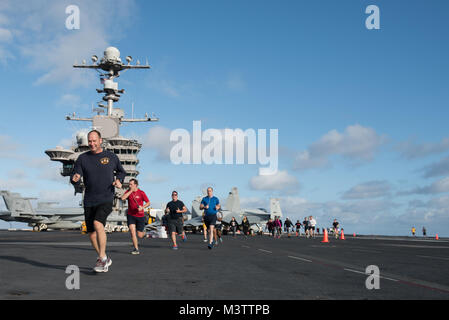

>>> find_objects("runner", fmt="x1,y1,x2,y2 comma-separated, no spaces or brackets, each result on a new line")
295,220,302,237
200,187,220,249
121,178,150,254
303,217,309,238
71,129,126,273
284,218,293,238
274,216,282,239
332,219,340,239
309,216,317,238
165,191,187,250
266,218,274,237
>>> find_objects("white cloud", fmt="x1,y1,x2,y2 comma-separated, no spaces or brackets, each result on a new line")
0,135,18,158
0,27,12,42
0,0,137,87
38,187,80,207
420,156,449,178
293,124,387,171
141,126,175,161
399,195,449,228
342,180,392,200
398,176,449,196
148,78,180,98
226,72,246,91
396,136,449,159
56,94,89,110
0,169,35,190
249,170,299,192
142,172,169,184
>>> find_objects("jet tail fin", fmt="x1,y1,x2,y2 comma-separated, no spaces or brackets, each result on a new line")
270,198,282,219
0,190,35,217
191,196,203,218
225,187,240,213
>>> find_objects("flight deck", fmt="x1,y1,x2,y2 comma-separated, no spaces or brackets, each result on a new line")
0,231,448,300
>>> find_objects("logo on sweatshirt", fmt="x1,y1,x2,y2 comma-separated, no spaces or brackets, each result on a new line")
100,157,110,165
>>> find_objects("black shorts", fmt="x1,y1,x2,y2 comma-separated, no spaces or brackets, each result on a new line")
168,217,184,234
127,215,146,232
84,202,113,233
203,214,217,228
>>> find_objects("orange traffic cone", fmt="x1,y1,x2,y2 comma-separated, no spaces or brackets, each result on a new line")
321,228,329,243
436,234,439,240
340,229,345,240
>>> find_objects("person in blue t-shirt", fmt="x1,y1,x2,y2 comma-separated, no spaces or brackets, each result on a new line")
200,187,221,249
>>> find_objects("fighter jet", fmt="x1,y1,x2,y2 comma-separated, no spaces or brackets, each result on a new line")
0,190,84,231
0,190,128,232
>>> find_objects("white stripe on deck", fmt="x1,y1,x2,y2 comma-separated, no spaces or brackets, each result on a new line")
344,268,398,282
287,256,312,263
416,255,449,261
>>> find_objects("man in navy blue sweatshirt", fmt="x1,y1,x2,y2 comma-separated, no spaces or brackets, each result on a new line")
71,130,126,273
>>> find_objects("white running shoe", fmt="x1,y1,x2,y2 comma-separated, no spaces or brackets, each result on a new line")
93,256,112,273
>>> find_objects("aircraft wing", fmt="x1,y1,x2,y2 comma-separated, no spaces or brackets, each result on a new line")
242,210,271,224
183,216,203,227
35,207,84,216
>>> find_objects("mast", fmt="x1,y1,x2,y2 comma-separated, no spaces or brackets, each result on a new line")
46,46,159,193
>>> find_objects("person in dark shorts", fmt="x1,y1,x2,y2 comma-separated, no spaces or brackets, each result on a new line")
165,191,187,250
303,217,309,238
266,218,274,237
230,217,239,237
295,220,302,237
200,187,220,249
241,216,250,237
121,178,150,255
332,219,340,239
274,216,282,239
71,130,126,273
284,218,293,238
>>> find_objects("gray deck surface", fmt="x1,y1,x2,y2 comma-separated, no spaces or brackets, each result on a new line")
0,231,448,300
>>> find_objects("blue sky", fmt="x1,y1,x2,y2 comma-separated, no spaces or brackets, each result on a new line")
1,0,449,236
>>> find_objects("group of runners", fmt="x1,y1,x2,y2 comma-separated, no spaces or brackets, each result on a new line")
71,130,345,273
71,129,227,272
265,216,342,239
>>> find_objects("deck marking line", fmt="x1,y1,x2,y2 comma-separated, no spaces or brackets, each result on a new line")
288,256,312,263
